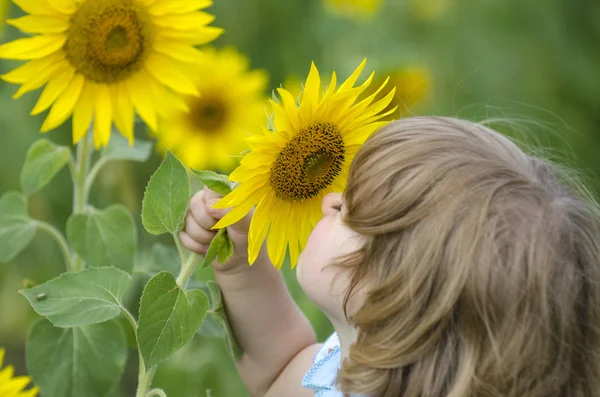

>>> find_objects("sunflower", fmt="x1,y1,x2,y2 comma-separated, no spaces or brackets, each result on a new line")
0,348,38,397
212,60,395,269
325,0,383,19
0,0,223,148
361,66,431,120
412,0,450,21
154,47,268,172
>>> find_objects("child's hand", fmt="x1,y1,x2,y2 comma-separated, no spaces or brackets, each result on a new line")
180,186,253,272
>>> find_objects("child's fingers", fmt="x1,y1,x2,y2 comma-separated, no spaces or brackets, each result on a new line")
189,192,220,230
180,231,208,255
184,211,216,245
204,185,223,205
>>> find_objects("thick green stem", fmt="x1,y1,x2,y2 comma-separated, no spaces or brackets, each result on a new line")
136,366,157,397
71,133,93,271
84,157,108,201
120,307,158,397
34,220,73,272
173,233,187,268
176,253,198,288
146,389,167,397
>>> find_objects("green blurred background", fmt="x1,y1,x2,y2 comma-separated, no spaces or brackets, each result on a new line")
1,0,599,396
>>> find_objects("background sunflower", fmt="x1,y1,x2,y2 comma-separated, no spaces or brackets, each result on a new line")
325,0,383,19
0,348,37,397
154,47,268,172
0,0,223,147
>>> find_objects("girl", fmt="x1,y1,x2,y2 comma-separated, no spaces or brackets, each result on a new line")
180,116,600,397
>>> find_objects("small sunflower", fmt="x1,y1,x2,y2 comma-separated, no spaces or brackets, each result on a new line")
155,47,268,172
361,66,431,120
0,0,223,148
412,0,450,21
325,0,383,19
212,60,395,269
0,348,38,397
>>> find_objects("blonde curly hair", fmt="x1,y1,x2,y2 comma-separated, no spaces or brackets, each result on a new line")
338,117,600,397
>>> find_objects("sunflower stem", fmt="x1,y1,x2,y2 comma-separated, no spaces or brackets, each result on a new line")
136,365,157,397
176,253,198,288
71,131,94,271
173,232,187,268
33,220,73,272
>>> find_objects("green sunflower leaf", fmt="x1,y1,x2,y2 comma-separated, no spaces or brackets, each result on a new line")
0,191,36,263
142,151,191,235
192,170,233,196
137,271,209,368
102,133,153,163
27,319,127,397
206,281,243,360
200,228,233,268
20,139,71,195
66,205,136,273
19,267,132,327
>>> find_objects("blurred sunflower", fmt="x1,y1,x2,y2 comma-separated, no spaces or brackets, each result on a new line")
0,0,223,148
213,60,396,269
412,0,450,21
362,66,431,120
0,348,38,397
325,0,383,19
155,47,268,172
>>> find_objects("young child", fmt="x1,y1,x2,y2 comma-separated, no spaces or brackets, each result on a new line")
180,116,600,397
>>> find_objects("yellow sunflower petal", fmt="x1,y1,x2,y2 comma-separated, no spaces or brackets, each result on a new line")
4,375,31,393
324,71,338,97
269,100,292,132
93,84,112,148
240,151,277,169
341,88,396,131
149,0,212,16
47,0,77,14
276,88,300,131
1,52,64,84
13,0,58,15
213,195,261,230
13,59,67,99
40,73,84,132
267,200,287,269
301,62,321,113
213,176,267,208
19,387,40,397
338,58,367,92
111,83,134,144
145,53,199,96
72,83,95,144
248,193,274,264
6,14,69,34
152,11,215,30
0,35,65,60
287,205,301,268
153,40,204,64
157,26,224,45
126,72,158,131
31,66,75,115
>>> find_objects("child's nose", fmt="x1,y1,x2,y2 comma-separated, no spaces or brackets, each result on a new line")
321,193,343,216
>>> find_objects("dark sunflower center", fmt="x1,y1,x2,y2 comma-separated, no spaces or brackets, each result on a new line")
270,122,345,201
188,97,228,132
63,0,152,83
